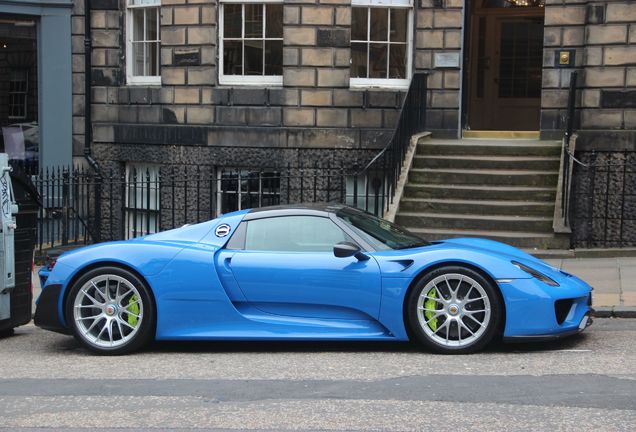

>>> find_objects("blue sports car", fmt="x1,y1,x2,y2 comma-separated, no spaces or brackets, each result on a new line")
35,204,593,355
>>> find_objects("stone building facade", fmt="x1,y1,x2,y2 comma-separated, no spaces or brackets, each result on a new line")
69,0,636,164
60,0,636,235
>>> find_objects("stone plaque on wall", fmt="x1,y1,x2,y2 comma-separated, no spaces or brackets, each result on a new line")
174,49,201,66
433,52,460,68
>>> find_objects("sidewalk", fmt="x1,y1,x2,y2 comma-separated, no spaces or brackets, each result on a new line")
543,256,636,317
31,256,636,318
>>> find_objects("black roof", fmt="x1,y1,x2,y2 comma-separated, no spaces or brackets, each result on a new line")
243,203,357,220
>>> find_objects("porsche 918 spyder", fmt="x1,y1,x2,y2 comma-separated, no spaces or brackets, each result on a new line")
34,204,593,355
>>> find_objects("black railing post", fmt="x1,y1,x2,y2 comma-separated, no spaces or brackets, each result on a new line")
565,70,578,144
93,171,102,243
561,70,579,230
61,168,69,246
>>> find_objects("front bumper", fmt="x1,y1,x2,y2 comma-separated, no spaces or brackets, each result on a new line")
34,284,70,335
498,275,593,339
503,312,592,343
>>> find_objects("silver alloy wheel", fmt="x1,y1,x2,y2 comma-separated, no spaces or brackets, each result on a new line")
416,273,491,348
72,274,144,349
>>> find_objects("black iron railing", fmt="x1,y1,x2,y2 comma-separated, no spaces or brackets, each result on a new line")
32,164,356,252
570,151,636,248
349,72,429,215
561,70,578,228
26,74,429,252
558,70,636,248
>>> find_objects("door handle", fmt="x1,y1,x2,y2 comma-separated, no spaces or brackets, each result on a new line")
224,257,232,270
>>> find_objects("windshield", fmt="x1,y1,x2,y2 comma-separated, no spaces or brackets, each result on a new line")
336,208,430,251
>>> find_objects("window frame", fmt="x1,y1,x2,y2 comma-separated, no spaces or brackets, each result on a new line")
124,163,161,239
126,0,162,86
218,0,284,86
349,0,414,90
8,68,28,120
216,167,281,215
243,215,350,253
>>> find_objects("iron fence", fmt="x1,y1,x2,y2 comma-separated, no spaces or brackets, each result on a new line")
31,163,382,252
561,70,578,228
27,72,428,253
570,151,636,248
352,72,428,216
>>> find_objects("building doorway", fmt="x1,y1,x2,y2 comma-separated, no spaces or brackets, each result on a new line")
466,0,545,132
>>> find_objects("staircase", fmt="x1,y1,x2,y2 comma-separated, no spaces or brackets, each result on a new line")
394,138,569,249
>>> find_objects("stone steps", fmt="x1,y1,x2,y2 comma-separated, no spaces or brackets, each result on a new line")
417,140,561,157
399,197,554,216
395,137,567,250
402,184,556,201
408,228,571,250
396,212,554,232
412,155,561,171
408,168,558,187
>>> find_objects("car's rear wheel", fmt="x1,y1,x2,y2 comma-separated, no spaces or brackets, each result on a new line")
407,266,502,354
65,266,155,355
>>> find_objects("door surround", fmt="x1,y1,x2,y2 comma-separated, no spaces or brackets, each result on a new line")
463,0,545,134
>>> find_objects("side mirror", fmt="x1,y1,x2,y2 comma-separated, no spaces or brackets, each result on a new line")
333,242,370,261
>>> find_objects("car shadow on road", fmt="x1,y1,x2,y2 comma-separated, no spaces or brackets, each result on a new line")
134,333,590,356
29,326,590,356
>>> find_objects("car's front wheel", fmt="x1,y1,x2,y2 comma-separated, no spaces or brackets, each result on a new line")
407,266,502,354
65,266,155,355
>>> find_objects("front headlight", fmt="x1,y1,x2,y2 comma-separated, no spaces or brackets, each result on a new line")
512,261,560,287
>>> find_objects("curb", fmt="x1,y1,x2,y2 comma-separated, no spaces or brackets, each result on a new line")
529,248,636,259
592,306,636,319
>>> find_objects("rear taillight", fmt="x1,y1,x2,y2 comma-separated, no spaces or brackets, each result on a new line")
47,258,57,271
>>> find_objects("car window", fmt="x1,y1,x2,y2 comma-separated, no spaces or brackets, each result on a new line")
244,216,348,252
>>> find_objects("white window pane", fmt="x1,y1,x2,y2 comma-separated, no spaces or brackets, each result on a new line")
132,9,144,42
369,43,388,78
132,42,145,75
146,8,159,41
351,43,368,78
244,4,264,38
370,8,388,41
265,4,283,38
389,44,407,78
244,40,264,75
224,4,242,38
352,0,411,6
351,7,368,41
129,0,160,6
221,2,284,80
264,40,283,75
390,8,407,42
147,42,159,76
223,40,243,75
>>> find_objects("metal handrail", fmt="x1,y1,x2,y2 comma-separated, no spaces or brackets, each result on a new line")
352,72,429,216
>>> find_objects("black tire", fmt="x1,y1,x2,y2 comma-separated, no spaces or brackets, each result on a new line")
0,328,15,338
407,265,502,354
65,266,155,355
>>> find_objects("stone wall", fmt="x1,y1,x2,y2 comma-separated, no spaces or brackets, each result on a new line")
415,0,462,138
542,0,636,144
72,0,424,170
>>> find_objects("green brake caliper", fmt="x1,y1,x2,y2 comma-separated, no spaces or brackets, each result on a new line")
424,288,438,331
126,295,140,327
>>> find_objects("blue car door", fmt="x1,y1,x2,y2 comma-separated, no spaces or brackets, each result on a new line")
226,215,382,320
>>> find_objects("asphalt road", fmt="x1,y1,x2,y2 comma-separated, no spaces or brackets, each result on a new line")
0,319,635,432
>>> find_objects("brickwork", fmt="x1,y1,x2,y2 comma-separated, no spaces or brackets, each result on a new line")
68,0,636,170
542,0,636,141
415,0,462,137
72,0,406,170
